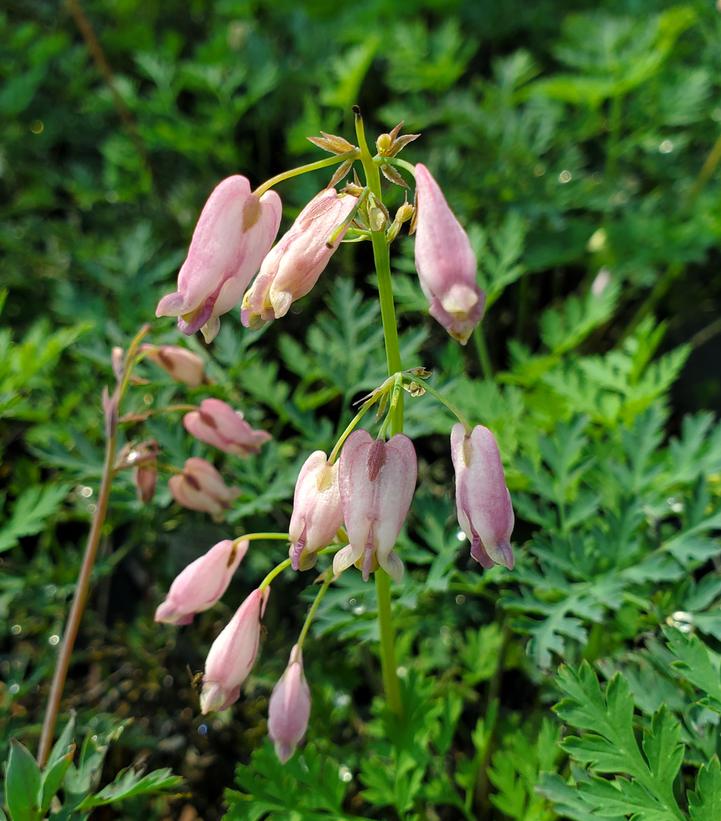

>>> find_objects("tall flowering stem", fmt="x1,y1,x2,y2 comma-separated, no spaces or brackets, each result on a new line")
37,324,150,766
354,106,403,716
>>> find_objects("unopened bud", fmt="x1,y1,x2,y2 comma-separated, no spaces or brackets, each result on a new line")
376,133,392,154
135,462,157,503
367,195,389,233
111,347,124,381
396,203,414,224
386,221,401,243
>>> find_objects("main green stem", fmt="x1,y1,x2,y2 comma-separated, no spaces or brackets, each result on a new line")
355,107,403,716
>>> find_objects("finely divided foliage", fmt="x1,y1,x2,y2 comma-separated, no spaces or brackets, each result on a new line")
3,1,721,818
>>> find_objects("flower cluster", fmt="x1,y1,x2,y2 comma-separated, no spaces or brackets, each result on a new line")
148,118,515,764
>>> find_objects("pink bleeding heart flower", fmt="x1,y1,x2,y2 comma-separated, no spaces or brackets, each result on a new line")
154,539,248,626
288,451,343,571
141,344,205,387
268,644,311,764
241,187,358,328
184,398,271,457
334,430,417,583
450,423,514,570
414,163,485,345
169,457,239,516
156,175,282,343
200,586,270,713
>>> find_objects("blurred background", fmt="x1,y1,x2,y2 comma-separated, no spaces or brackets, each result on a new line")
2,0,721,818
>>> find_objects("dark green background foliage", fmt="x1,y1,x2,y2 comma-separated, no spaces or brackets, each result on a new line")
2,0,721,818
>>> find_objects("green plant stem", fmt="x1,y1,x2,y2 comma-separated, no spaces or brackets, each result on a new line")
381,156,416,177
37,324,150,767
259,546,336,591
473,324,493,381
119,403,196,423
412,378,471,430
326,188,369,247
355,106,403,717
297,573,333,648
232,532,290,546
259,558,292,590
328,388,385,465
254,150,359,197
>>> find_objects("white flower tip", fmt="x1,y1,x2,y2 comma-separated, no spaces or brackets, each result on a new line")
379,550,405,584
200,315,221,343
274,740,295,764
270,289,293,319
200,682,227,714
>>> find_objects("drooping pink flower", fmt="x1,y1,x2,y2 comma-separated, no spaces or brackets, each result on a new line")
268,644,311,764
156,176,282,343
183,398,271,457
200,587,270,713
414,163,485,345
169,457,239,516
241,188,358,328
288,451,343,571
154,539,248,626
450,423,514,570
141,344,205,387
334,430,417,583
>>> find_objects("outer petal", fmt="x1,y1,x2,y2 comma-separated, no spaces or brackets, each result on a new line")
268,645,311,764
451,423,514,569
200,587,270,713
155,539,247,625
289,451,343,569
241,189,357,327
414,164,485,344
374,434,417,556
156,176,282,339
184,399,271,456
338,431,416,582
170,457,239,514
142,344,205,387
338,430,376,555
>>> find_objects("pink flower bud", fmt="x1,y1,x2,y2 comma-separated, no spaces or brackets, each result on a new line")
268,644,311,763
156,176,282,343
168,457,239,516
134,462,157,503
414,163,485,345
334,430,417,583
288,451,343,571
451,423,514,570
155,539,248,626
183,398,271,457
200,587,269,713
142,344,205,387
241,188,358,328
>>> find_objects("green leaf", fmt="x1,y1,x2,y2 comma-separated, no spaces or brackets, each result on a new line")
689,757,721,821
0,484,70,554
5,739,42,821
663,627,721,713
553,664,685,820
45,713,76,772
40,747,75,815
40,714,77,814
225,743,349,819
76,767,183,809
